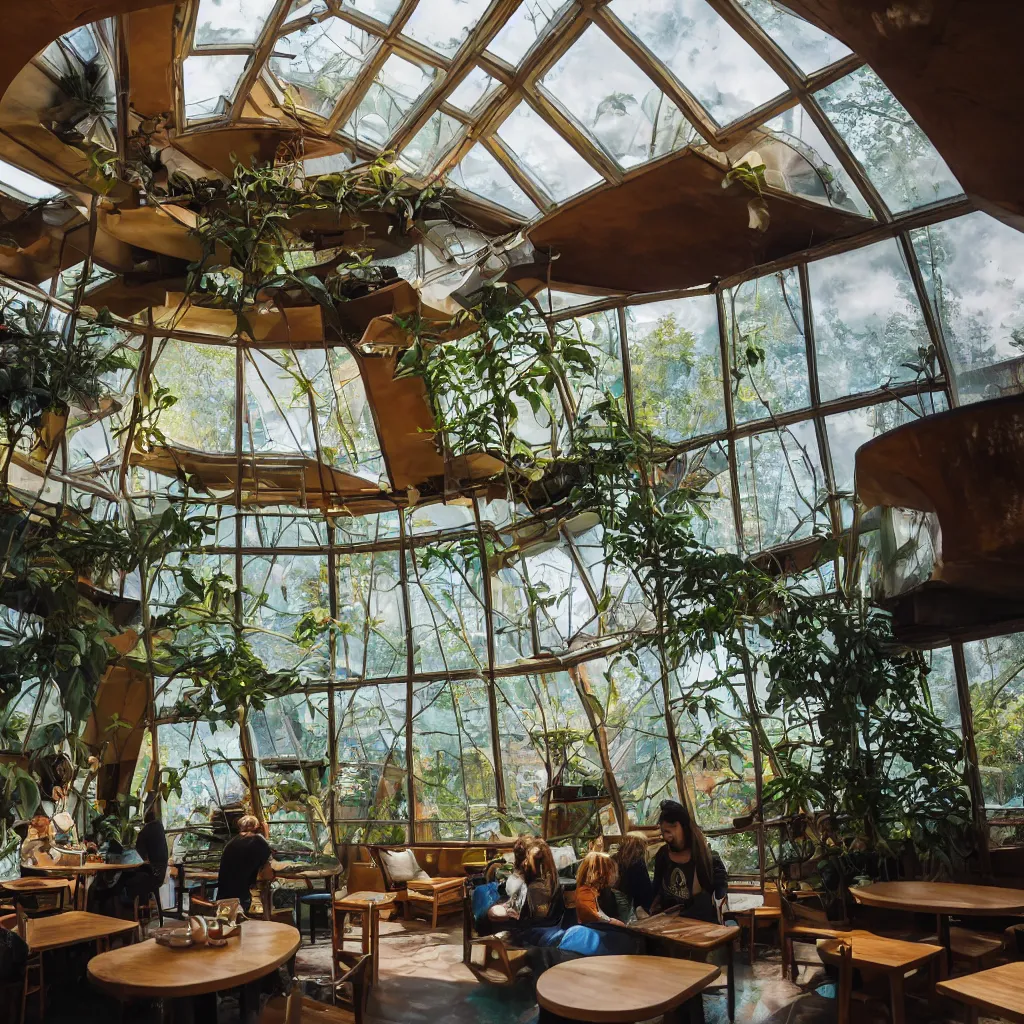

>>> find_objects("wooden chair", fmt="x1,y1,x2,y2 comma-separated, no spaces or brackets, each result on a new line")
0,912,37,1024
737,883,783,966
466,933,529,985
261,979,366,1024
13,909,43,1023
405,878,466,929
779,893,850,981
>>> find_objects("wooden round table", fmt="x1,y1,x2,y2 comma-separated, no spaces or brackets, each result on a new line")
88,920,300,1023
535,954,720,1023
24,862,140,909
852,882,1024,969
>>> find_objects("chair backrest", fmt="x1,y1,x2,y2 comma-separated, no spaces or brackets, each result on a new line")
836,938,853,1024
283,978,303,1024
763,882,781,909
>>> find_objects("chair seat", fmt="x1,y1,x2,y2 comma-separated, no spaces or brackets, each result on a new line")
406,877,464,893
300,892,334,904
818,930,944,974
923,926,1005,961
261,994,354,1024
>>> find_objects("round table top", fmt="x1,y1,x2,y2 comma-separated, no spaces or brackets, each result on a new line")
852,882,1024,916
0,877,72,892
88,921,300,999
27,862,136,874
535,955,720,1023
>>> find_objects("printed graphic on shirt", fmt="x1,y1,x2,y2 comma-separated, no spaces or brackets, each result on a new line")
664,864,691,902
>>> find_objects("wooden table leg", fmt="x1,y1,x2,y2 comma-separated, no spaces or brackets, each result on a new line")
938,914,952,972
727,940,735,1022
371,906,381,985
239,981,262,1024
889,972,906,1024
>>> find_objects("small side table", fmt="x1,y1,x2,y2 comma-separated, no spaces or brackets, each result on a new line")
736,906,782,965
333,891,396,985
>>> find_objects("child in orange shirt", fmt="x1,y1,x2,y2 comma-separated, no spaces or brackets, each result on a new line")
574,851,625,927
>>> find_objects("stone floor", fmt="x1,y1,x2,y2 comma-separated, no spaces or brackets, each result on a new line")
23,913,998,1024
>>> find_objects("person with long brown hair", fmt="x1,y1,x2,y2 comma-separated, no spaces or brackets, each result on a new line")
650,799,728,922
485,836,565,946
612,831,655,915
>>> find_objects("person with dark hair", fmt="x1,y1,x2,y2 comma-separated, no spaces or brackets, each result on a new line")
120,799,169,912
649,799,728,922
611,831,655,918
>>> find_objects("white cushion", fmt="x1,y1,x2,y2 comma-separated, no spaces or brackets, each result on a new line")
381,848,430,883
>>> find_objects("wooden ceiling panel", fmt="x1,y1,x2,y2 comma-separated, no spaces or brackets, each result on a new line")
528,151,869,293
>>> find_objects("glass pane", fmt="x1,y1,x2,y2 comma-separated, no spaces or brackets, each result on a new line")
540,25,696,170
659,440,737,552
398,111,463,176
448,143,540,218
736,0,851,74
761,105,871,216
250,692,330,764
911,212,1024,404
271,18,377,117
816,66,961,214
336,550,406,680
626,294,726,443
808,237,930,403
242,553,331,678
0,158,63,201
610,0,787,126
402,0,492,58
964,633,1024,815
340,0,402,23
183,54,249,120
725,268,810,423
736,420,827,551
194,0,277,45
153,340,236,451
487,0,561,66
335,683,408,844
496,102,603,203
344,54,439,146
446,66,499,113
412,678,497,840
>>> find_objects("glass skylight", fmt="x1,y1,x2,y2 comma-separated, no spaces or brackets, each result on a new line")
446,66,499,114
495,102,603,203
448,144,540,219
816,66,962,214
183,53,250,120
0,158,63,200
401,0,492,58
398,111,463,176
271,18,377,117
540,25,695,169
486,0,562,66
339,0,403,24
609,0,787,126
194,0,278,46
736,0,852,74
344,54,439,146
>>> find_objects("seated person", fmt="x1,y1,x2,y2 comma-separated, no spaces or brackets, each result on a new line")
485,837,564,947
120,799,169,910
649,799,727,922
612,832,654,920
216,815,273,914
20,813,56,867
574,852,625,927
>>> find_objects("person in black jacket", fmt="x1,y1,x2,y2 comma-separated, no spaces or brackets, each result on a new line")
216,815,274,913
610,831,655,918
649,799,727,923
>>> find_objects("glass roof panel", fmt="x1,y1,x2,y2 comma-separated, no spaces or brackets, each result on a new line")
540,24,696,169
270,18,378,117
807,237,930,402
397,111,463,176
495,102,603,203
736,0,852,74
343,54,439,147
446,66,499,114
609,0,787,126
763,105,871,216
625,294,726,442
339,0,403,24
0,157,63,200
183,53,250,121
283,0,328,28
402,0,492,58
911,212,1024,404
194,0,278,46
448,144,540,218
816,66,962,214
486,0,562,67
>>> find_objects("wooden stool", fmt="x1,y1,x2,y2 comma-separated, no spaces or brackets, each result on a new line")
819,930,945,1024
737,906,782,965
332,892,395,986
